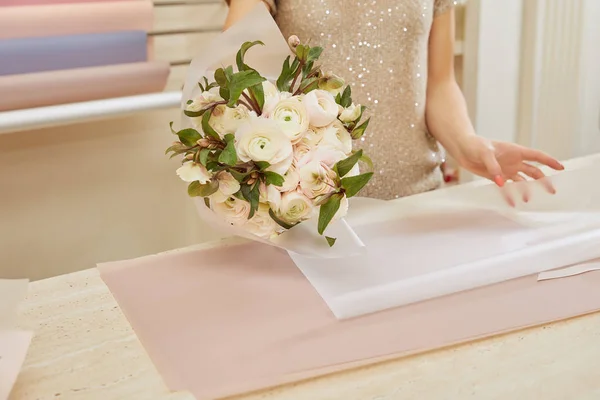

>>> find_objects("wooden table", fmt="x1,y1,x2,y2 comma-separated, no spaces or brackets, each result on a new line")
11,240,600,400
12,154,600,399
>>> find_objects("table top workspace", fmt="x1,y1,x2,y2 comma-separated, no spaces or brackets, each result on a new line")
11,154,600,400
10,239,600,400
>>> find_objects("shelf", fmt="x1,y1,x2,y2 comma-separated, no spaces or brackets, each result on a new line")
0,91,182,135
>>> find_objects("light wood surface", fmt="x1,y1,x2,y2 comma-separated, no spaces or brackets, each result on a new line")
11,243,600,400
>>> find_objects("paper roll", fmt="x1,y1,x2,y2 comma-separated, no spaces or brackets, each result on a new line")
0,31,148,76
0,62,170,111
0,1,153,39
0,0,125,5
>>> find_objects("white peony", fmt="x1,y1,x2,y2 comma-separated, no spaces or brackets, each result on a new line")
319,120,353,155
270,97,309,144
176,162,212,184
212,196,250,226
277,165,301,193
303,90,339,127
278,191,314,224
210,172,241,203
259,182,282,211
235,118,294,175
299,160,338,200
243,203,280,238
339,103,362,123
210,105,255,138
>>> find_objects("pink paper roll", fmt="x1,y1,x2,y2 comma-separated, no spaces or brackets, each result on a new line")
0,1,153,39
0,0,124,5
99,243,600,400
0,62,169,111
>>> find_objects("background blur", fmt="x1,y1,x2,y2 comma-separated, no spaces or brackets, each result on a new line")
1,0,599,280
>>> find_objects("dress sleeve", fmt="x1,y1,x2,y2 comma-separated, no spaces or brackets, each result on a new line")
223,0,277,15
434,0,457,17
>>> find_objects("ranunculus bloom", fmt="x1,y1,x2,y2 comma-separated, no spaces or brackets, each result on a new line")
176,162,212,184
339,103,362,123
243,203,280,238
270,97,309,144
303,90,338,127
210,172,241,203
319,120,352,155
235,118,294,175
278,190,314,224
212,197,250,226
299,160,338,201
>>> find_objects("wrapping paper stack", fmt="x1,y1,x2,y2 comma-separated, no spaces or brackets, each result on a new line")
0,0,169,111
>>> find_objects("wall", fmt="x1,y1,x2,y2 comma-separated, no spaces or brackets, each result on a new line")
0,1,228,280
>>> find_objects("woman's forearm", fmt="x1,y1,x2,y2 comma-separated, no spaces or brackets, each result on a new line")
425,79,476,162
223,0,266,30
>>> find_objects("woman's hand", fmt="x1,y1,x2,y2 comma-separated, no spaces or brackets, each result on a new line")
454,135,564,202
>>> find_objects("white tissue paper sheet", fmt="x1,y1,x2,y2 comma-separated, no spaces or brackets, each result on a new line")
290,159,600,319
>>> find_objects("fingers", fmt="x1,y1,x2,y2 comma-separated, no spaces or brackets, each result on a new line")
481,146,505,187
510,174,530,203
521,148,564,170
520,162,556,194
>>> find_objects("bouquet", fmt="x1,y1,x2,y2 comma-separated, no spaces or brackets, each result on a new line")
167,35,373,247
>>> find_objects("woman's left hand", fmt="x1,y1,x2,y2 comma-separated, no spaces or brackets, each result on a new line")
454,135,564,197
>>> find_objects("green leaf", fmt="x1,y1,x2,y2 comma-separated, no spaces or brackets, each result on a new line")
318,193,342,235
302,61,314,79
227,70,266,107
187,180,219,197
201,110,221,140
307,46,324,62
236,40,264,71
169,121,177,135
198,148,211,166
218,134,237,166
230,169,250,182
295,44,308,61
359,153,374,172
351,117,370,140
224,65,234,80
232,190,245,201
334,149,363,178
276,56,300,92
241,183,260,219
198,81,205,92
341,172,373,198
299,77,319,94
268,208,297,230
340,86,352,108
204,197,211,208
177,128,202,147
184,108,205,118
165,142,187,155
263,171,285,186
249,83,265,111
325,236,337,247
219,87,230,102
254,161,270,170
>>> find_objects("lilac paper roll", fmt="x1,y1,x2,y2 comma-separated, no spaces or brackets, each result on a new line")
0,31,148,76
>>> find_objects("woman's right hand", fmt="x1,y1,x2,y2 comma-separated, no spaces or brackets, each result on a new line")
224,0,269,30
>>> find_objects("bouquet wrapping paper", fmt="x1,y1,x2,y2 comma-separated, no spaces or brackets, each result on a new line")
0,61,169,111
0,1,153,39
0,31,148,76
0,0,126,5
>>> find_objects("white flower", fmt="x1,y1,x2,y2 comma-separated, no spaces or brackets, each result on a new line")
339,103,362,123
212,197,250,226
277,165,301,192
270,97,309,144
176,162,212,184
318,72,345,95
235,118,294,175
320,120,352,155
259,182,282,211
263,90,292,116
262,80,279,100
299,160,338,200
301,127,325,148
294,142,313,167
243,203,280,238
185,89,223,127
303,90,339,127
278,191,314,224
210,172,241,203
310,147,347,168
210,105,255,138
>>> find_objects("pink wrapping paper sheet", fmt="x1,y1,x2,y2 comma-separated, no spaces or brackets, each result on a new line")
0,0,126,5
0,61,169,111
99,243,600,400
0,1,153,39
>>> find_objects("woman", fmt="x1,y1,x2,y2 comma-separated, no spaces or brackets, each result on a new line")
224,0,563,201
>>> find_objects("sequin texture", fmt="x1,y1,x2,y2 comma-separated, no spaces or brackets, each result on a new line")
274,0,456,199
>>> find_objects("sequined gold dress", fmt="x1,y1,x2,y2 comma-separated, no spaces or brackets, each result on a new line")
272,0,456,199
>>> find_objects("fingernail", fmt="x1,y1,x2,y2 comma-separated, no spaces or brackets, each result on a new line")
494,176,505,187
